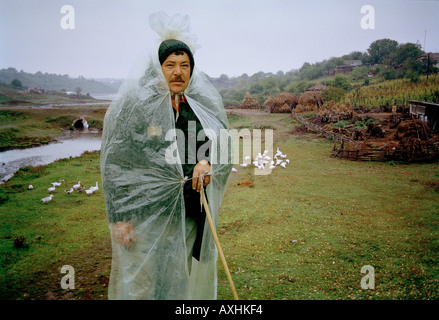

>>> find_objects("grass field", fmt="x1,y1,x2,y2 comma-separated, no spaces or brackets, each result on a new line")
0,109,438,300
0,106,107,150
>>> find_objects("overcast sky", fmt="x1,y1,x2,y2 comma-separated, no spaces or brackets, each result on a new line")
1,0,438,79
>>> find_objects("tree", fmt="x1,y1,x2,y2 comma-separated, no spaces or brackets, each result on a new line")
322,86,346,103
219,74,229,81
367,39,398,64
75,87,82,96
352,66,369,80
380,68,397,80
400,57,423,78
390,43,424,65
11,79,22,88
331,75,352,91
249,83,263,94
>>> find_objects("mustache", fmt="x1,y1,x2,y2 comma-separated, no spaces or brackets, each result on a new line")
171,76,185,82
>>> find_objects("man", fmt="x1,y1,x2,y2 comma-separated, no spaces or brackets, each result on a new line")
100,12,232,300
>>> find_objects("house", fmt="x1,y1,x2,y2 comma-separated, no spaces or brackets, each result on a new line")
326,65,354,76
409,100,439,130
28,87,45,94
417,53,439,68
344,60,363,66
307,83,327,92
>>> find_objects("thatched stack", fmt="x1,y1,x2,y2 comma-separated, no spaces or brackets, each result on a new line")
263,92,299,113
271,92,299,113
395,119,430,140
241,92,260,109
262,96,275,112
295,91,324,113
396,136,424,154
278,103,291,113
318,101,353,116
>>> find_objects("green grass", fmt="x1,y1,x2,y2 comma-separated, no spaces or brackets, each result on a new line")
0,107,107,150
0,110,438,300
0,151,110,300
220,111,439,300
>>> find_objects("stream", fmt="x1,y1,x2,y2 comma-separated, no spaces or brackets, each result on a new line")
0,133,102,184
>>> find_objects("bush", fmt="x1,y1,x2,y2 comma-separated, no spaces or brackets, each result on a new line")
11,79,23,88
380,68,397,80
322,86,346,103
331,75,352,91
45,115,75,128
88,119,103,130
333,120,348,128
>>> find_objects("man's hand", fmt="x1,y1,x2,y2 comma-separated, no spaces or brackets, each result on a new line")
192,160,211,192
112,221,136,248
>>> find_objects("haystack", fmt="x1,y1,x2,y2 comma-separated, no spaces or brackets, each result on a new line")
270,92,299,113
277,103,290,113
241,92,260,109
395,119,431,140
318,101,354,117
262,96,275,112
295,91,324,113
396,136,424,154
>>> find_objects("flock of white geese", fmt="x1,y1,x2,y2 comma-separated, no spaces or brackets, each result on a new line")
231,147,290,172
32,180,99,204
34,147,288,203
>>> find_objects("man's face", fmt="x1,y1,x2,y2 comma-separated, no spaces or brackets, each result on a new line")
161,52,191,94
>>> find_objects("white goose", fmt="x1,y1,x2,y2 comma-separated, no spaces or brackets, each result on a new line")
73,181,81,190
275,147,283,157
41,195,54,204
90,182,99,192
51,182,62,187
48,186,56,193
65,187,74,194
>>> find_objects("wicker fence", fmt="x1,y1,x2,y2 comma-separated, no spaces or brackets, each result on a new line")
331,143,439,163
291,111,439,163
291,112,363,146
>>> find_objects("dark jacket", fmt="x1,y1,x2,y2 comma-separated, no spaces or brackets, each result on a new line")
173,99,211,260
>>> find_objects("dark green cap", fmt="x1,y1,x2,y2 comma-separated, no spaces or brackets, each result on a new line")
158,39,194,75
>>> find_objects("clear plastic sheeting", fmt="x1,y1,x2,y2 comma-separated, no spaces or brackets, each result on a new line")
100,12,232,300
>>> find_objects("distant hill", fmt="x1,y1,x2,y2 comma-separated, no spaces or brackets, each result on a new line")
0,68,120,94
92,78,124,91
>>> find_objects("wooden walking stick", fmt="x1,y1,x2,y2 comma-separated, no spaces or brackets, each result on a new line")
200,187,239,300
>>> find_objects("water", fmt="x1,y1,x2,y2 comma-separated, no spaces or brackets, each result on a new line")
91,93,117,100
0,135,102,183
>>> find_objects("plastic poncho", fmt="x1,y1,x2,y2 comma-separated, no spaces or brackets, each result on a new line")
100,12,232,300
